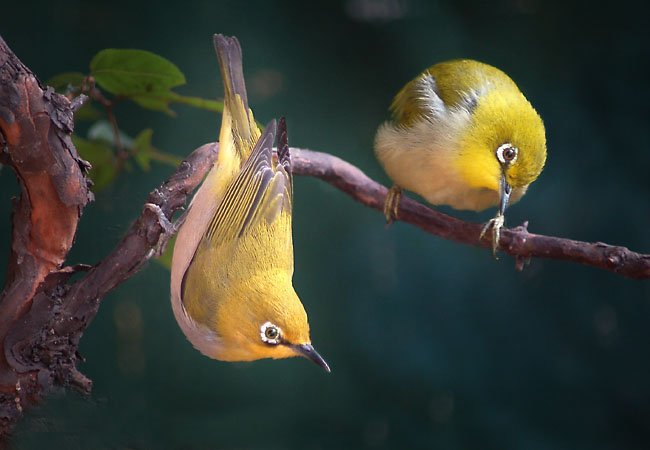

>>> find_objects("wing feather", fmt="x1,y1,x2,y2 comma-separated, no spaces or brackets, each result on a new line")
204,118,292,245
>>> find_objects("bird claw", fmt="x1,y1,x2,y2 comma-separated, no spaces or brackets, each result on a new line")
143,203,181,259
480,214,505,259
383,185,402,226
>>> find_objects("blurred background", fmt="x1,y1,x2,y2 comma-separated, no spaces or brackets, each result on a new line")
1,0,649,448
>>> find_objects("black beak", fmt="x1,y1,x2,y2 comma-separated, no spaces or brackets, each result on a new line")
291,343,331,373
498,173,512,216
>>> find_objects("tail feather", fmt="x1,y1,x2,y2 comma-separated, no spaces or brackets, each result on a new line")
213,34,260,160
213,34,249,114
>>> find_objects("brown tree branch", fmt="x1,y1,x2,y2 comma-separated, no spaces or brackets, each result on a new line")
290,148,650,280
0,33,91,439
0,128,218,436
0,33,221,439
1,30,649,443
79,77,128,167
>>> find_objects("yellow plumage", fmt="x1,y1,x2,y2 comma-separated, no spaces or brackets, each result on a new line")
170,35,328,371
375,59,547,253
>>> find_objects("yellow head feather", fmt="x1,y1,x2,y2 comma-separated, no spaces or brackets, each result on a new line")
389,59,546,193
178,119,327,370
171,36,328,371
456,87,546,191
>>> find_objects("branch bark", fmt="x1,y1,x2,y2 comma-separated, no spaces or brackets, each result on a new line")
0,33,220,440
0,34,92,439
1,31,649,444
291,148,650,280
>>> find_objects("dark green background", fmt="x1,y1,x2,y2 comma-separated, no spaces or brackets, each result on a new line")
2,1,649,448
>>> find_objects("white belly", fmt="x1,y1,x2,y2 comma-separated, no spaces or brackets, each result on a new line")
374,120,526,212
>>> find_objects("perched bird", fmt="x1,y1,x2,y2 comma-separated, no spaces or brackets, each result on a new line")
170,35,329,372
374,60,547,255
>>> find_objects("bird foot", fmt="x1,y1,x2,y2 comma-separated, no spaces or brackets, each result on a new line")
143,203,182,259
383,185,402,226
480,214,505,259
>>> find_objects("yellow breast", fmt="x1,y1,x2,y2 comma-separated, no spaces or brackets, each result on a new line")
374,59,546,212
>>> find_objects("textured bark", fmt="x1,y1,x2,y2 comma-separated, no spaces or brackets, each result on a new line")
291,148,650,280
1,31,649,444
0,31,219,441
0,34,92,438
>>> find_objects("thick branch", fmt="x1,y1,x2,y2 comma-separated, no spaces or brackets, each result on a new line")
290,148,650,280
0,33,93,439
54,142,219,336
0,31,648,443
0,34,221,438
0,36,91,344
0,141,218,437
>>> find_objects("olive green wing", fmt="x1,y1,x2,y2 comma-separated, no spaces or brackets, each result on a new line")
213,34,261,160
204,117,292,245
390,69,449,126
179,119,291,306
392,60,507,126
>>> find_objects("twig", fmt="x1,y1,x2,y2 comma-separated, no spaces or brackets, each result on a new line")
0,34,220,438
80,76,128,167
1,30,649,442
290,148,650,280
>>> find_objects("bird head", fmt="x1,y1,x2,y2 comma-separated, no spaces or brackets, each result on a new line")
454,86,547,215
210,275,330,372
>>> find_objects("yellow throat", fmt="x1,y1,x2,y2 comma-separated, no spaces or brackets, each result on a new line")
375,59,547,213
169,35,329,371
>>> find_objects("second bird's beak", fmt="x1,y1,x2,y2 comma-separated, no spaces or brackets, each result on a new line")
291,343,331,373
498,173,512,216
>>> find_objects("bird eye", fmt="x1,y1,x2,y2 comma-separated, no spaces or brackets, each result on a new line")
260,322,282,345
266,327,278,339
496,143,518,165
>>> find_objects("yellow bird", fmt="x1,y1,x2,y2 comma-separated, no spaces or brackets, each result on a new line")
374,60,547,255
170,35,329,371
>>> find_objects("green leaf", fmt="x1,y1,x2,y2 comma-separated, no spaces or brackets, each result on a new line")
46,72,87,92
88,48,225,116
90,49,185,97
133,128,154,171
73,135,114,165
72,135,116,191
171,94,224,113
85,121,181,170
130,92,225,116
87,120,135,148
74,103,104,121
132,128,183,168
131,92,178,116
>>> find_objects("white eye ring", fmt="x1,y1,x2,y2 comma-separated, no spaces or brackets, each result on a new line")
496,143,518,165
260,322,282,345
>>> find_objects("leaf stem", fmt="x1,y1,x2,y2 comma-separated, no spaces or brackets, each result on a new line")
170,93,224,112
81,76,127,169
